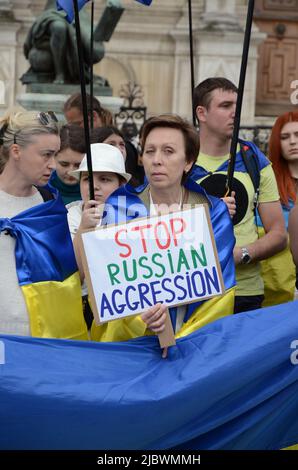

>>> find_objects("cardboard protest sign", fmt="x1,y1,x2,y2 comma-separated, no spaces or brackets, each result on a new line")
79,205,224,325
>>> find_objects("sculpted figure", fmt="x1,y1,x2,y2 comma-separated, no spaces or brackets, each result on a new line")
22,0,124,85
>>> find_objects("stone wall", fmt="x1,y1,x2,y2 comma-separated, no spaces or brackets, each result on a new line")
1,0,267,125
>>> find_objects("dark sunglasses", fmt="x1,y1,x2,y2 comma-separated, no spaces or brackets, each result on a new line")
0,123,8,146
13,111,59,144
37,111,58,125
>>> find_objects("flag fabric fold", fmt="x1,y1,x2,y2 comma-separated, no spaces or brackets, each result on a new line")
56,0,90,23
135,0,153,5
1,301,298,450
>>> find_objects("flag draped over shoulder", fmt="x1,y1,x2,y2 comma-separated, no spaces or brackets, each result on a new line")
56,0,90,23
0,188,87,340
1,301,298,450
91,179,236,342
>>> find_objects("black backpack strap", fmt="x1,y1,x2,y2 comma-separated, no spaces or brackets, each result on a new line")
240,143,260,211
35,186,54,202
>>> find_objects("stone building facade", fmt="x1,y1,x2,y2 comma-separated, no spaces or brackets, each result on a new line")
0,0,296,125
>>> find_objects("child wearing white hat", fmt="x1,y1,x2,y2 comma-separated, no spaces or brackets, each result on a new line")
67,143,130,236
66,143,131,328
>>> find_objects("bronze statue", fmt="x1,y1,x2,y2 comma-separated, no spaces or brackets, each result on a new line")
22,0,124,85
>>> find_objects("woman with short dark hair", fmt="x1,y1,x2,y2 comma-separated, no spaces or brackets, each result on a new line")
91,114,236,343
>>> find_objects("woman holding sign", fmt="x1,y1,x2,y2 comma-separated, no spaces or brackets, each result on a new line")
90,114,236,343
68,142,169,334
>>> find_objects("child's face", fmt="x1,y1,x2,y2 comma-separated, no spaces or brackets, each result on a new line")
80,171,120,203
55,148,84,185
103,134,127,159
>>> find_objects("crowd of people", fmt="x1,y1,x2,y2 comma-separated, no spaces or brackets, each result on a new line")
0,79,298,343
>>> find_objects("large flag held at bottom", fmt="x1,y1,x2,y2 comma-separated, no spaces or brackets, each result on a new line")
1,301,298,449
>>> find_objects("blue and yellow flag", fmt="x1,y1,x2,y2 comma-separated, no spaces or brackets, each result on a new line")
1,301,298,449
256,203,296,307
135,0,153,5
56,0,90,23
91,179,236,342
0,188,87,340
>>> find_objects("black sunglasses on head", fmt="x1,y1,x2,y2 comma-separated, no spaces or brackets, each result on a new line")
37,111,58,125
12,112,59,144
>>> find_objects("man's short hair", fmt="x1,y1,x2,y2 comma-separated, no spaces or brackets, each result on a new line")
193,77,238,118
64,92,102,116
63,92,114,126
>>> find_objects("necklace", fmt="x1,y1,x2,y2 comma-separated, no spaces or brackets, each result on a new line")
149,187,185,216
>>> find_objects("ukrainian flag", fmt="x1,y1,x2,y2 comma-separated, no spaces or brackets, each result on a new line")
56,0,90,23
91,178,236,342
1,301,298,449
0,188,87,340
135,0,153,5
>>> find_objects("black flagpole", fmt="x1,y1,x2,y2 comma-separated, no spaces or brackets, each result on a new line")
73,0,94,200
90,0,94,129
225,0,255,195
188,0,196,126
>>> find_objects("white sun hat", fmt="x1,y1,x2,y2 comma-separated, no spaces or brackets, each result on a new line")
70,143,131,182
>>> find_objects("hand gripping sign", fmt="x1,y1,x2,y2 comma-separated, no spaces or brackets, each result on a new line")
79,205,225,350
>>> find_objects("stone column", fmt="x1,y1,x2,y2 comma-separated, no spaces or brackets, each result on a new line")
0,2,21,112
171,0,266,125
201,0,241,32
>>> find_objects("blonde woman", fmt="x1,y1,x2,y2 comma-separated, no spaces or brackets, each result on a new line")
0,108,87,340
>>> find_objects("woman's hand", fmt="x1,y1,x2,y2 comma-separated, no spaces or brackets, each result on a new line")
222,191,236,218
141,303,168,334
79,200,103,231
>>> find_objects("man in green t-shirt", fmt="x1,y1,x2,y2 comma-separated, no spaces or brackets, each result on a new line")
191,77,287,313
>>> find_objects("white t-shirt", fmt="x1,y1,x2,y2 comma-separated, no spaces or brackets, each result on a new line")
0,189,43,336
66,200,84,240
